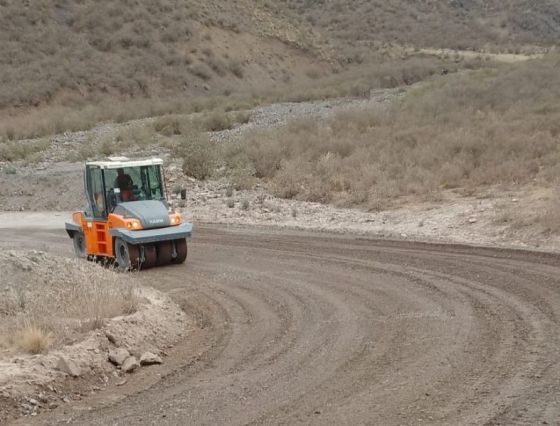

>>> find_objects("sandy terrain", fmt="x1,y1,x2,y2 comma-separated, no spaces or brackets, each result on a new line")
0,247,189,423
1,221,559,425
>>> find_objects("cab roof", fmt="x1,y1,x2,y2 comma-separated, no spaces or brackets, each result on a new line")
86,157,164,169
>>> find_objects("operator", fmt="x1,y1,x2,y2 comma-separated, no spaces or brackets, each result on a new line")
115,168,136,202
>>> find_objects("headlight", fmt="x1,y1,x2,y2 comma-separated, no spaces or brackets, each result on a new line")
169,214,182,225
126,219,142,230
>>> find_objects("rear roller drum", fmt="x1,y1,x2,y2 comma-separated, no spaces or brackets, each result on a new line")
172,239,188,264
73,233,87,259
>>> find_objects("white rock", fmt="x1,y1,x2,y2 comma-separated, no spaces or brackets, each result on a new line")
140,352,163,366
122,356,140,373
56,357,81,377
108,348,130,366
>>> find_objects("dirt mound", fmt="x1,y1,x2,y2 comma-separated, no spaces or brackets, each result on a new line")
0,251,189,422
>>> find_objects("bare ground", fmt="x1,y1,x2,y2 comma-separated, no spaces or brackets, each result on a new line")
1,220,559,425
0,249,189,423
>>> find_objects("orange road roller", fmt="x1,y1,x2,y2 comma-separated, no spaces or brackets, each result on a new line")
65,157,192,270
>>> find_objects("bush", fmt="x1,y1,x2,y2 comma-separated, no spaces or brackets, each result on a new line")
204,112,233,131
174,132,216,180
189,63,213,81
17,324,53,354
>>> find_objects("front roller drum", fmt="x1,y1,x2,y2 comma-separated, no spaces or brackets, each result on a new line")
156,241,174,266
141,244,157,269
172,239,188,264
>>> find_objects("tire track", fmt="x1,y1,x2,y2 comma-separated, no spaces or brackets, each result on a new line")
3,225,560,425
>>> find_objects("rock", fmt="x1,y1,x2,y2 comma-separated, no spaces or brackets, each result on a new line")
56,357,81,378
468,217,477,224
26,397,39,406
105,331,118,345
122,356,140,373
108,348,130,366
140,352,163,366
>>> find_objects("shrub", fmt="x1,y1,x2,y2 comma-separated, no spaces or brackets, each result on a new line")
227,60,244,78
175,132,216,180
204,112,233,131
17,324,53,354
189,63,213,81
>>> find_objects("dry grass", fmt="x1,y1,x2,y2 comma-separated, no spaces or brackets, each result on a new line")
0,251,141,353
0,138,50,162
227,56,560,209
17,324,53,355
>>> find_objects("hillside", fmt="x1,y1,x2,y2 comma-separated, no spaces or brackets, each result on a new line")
272,0,560,54
0,0,326,110
1,0,558,140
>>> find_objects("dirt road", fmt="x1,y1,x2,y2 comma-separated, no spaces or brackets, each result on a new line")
2,220,560,425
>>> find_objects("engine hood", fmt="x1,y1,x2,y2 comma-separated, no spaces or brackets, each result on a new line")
114,200,171,229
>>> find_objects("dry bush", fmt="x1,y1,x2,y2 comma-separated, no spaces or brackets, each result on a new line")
206,57,227,77
204,112,233,132
116,125,154,147
227,60,244,78
228,56,560,208
174,132,216,180
153,115,186,136
17,323,53,354
0,138,50,162
189,63,213,81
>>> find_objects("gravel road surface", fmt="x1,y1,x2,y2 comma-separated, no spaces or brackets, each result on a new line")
2,219,560,425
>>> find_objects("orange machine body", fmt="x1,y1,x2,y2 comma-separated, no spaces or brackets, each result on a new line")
72,211,143,258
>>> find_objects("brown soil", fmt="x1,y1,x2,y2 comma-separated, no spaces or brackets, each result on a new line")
1,222,560,425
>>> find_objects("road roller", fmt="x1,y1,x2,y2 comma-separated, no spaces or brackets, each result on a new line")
65,157,192,270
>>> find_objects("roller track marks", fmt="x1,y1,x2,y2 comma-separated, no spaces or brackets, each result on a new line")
3,225,560,425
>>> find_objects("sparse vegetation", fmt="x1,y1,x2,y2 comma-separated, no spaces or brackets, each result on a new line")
0,138,50,162
273,0,560,51
226,57,560,209
0,251,141,353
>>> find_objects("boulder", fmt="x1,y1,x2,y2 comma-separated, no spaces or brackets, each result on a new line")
108,348,130,366
122,356,140,373
140,352,163,366
56,356,81,377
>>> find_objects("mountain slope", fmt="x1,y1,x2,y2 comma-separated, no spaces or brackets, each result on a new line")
0,0,326,110
272,0,560,52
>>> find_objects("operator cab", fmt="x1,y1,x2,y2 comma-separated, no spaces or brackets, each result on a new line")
85,157,167,219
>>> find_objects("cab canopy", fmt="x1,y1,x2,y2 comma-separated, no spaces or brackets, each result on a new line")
85,157,166,218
